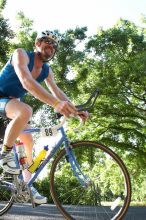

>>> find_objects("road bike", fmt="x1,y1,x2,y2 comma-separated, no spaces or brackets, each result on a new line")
0,89,131,220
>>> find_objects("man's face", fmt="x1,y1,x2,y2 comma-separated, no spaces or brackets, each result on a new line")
36,38,58,62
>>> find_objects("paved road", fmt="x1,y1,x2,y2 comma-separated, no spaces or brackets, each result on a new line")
0,204,146,220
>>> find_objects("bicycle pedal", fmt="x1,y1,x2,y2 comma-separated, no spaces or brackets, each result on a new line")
2,170,14,175
1,172,14,181
3,171,19,178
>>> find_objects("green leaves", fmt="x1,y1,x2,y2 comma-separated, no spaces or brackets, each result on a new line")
0,8,146,201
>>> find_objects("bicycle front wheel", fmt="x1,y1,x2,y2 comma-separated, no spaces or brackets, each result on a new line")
50,141,131,220
0,167,14,216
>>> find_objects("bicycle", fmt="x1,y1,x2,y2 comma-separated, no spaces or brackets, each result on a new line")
0,89,131,220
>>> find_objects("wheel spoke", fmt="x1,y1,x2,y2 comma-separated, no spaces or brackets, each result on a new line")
50,141,131,220
0,169,14,216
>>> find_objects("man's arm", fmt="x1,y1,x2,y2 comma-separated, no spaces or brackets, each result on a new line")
45,67,89,121
12,49,78,117
45,67,71,102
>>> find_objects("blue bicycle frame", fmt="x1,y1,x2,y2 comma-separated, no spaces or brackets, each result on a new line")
19,123,88,188
1,88,100,192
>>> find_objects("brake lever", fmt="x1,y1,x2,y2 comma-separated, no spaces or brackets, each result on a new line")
55,88,100,118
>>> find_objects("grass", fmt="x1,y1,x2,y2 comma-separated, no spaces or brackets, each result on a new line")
130,201,146,206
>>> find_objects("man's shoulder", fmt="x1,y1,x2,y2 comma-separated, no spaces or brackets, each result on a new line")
13,48,26,53
11,49,32,65
13,49,34,57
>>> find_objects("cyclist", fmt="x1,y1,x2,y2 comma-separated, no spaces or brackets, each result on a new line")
0,30,88,204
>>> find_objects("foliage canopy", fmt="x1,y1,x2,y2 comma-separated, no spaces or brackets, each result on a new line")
0,4,145,201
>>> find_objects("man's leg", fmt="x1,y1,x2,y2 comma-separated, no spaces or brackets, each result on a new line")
1,99,32,174
1,99,47,204
18,126,47,204
18,130,34,182
4,99,32,147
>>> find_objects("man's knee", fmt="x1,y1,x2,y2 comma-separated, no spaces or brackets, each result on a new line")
19,104,33,120
5,99,33,121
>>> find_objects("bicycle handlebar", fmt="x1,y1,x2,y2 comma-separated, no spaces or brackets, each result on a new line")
76,88,99,111
40,88,100,136
56,88,100,119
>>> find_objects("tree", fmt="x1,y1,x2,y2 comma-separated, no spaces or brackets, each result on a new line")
1,7,146,201
0,0,14,67
51,26,87,98
10,11,36,51
73,19,146,160
0,0,14,141
64,21,145,202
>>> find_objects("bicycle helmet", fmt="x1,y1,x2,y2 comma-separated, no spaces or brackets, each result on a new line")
36,30,60,45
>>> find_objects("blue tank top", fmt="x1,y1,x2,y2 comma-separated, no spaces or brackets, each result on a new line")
0,51,49,98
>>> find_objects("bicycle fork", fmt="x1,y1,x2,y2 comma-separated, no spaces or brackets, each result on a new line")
65,144,92,188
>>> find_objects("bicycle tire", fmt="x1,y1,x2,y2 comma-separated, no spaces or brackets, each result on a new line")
0,168,14,216
50,141,131,220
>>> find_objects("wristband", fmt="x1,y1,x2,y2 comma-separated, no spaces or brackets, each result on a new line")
53,100,60,108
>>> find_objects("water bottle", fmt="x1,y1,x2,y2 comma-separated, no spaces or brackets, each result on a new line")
15,140,28,169
28,145,48,173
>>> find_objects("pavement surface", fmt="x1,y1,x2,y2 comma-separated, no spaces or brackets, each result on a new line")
0,204,146,220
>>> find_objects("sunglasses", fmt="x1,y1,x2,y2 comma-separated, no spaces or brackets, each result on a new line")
43,38,58,49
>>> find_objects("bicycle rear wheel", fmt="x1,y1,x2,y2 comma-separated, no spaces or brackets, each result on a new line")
0,167,14,216
50,141,131,220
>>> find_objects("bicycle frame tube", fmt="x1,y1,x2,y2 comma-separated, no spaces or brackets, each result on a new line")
66,147,89,187
21,125,89,188
27,127,67,187
61,128,90,187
